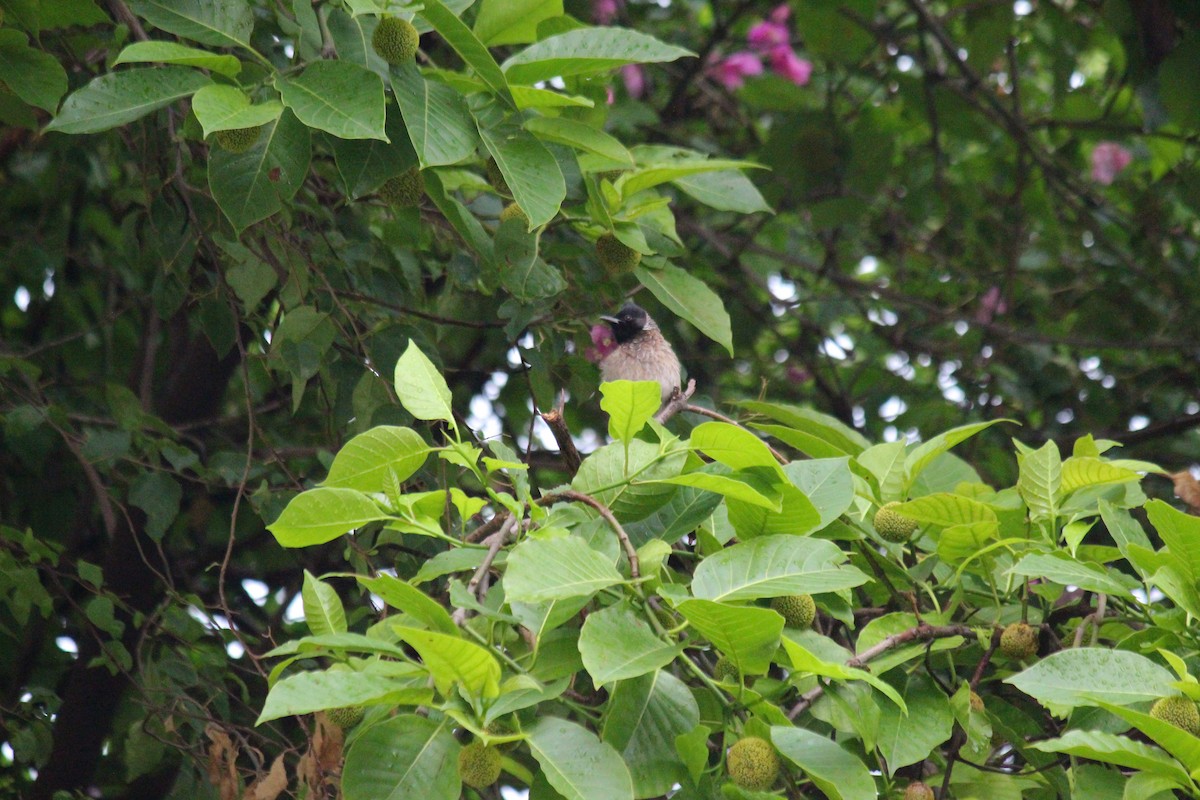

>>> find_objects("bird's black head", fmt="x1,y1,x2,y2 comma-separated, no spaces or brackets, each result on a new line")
601,303,651,344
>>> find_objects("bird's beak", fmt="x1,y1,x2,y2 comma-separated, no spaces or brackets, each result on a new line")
599,315,620,324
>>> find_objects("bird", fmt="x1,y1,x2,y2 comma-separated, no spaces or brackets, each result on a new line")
598,302,681,404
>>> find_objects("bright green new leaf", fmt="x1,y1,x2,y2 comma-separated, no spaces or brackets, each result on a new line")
525,116,633,164
113,40,241,77
46,67,210,134
600,380,660,443
771,726,877,800
502,27,694,84
504,536,625,602
781,637,906,713
1016,439,1062,526
474,0,563,46
528,717,634,800
190,85,282,137
578,602,682,686
689,421,784,476
323,426,430,493
257,667,431,723
691,535,868,602
359,574,457,634
394,625,501,699
267,487,393,547
393,340,456,427
904,419,1013,487
302,570,346,636
1009,552,1134,596
675,599,782,675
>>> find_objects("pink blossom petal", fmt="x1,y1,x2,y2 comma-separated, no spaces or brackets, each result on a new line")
769,4,791,23
975,286,1008,324
710,51,763,90
587,324,617,362
748,20,789,50
621,64,645,99
769,45,812,86
592,0,620,25
1090,141,1132,185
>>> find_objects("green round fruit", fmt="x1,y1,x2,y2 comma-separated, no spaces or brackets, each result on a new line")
597,169,624,183
325,705,364,729
904,781,935,800
372,16,419,65
726,736,780,791
999,622,1038,660
713,655,740,683
1151,695,1200,736
499,202,528,226
213,126,261,154
378,167,424,208
770,594,816,628
457,741,502,789
873,501,918,543
596,233,641,275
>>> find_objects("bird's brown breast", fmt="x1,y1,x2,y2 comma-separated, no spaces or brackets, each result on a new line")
599,329,681,402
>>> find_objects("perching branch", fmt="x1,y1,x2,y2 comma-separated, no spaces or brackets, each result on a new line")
539,392,582,477
540,489,640,580
453,515,519,627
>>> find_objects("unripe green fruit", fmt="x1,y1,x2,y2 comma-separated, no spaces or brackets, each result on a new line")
372,16,419,65
596,233,641,275
770,594,816,628
457,741,502,789
713,655,740,683
378,167,424,208
213,127,260,154
726,736,780,791
873,501,918,542
904,781,935,800
999,622,1038,660
325,705,364,729
499,202,528,226
1151,695,1200,736
485,157,510,195
598,169,624,183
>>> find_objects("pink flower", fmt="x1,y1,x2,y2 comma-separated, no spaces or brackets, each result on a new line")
585,324,617,363
1090,141,1132,185
769,46,812,86
621,64,645,99
605,86,615,105
592,0,620,25
748,20,789,50
710,52,763,90
769,4,791,23
786,366,811,384
975,286,1008,324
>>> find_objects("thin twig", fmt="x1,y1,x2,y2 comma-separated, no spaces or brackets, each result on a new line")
539,392,581,476
453,515,520,627
654,379,696,424
540,490,640,579
684,403,789,464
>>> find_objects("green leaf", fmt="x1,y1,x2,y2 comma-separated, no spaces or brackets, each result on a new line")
0,29,67,112
277,60,387,140
494,219,566,296
572,438,686,521
725,479,823,539
208,109,311,232
675,599,782,674
358,574,457,634
1147,499,1200,582
784,458,855,531
652,469,780,510
905,419,1012,487
394,625,501,699
781,637,907,713
691,535,869,602
393,340,455,426
258,668,430,723
621,159,762,197
689,421,783,475
672,169,771,213
601,671,699,797
113,40,241,77
474,0,563,46
1009,552,1134,596
502,27,694,84
621,483,723,547
390,62,479,167
1061,457,1142,493
634,263,733,355
473,96,565,228
267,487,393,547
128,472,182,541
1030,730,1191,786
323,426,430,493
512,85,594,109
874,673,955,772
302,570,347,636
525,116,633,164
419,0,513,105
600,380,660,443
331,105,417,198
578,602,682,687
528,717,634,800
504,536,625,602
894,493,998,529
1017,439,1062,526
45,66,210,134
1005,648,1175,710
342,715,461,800
740,401,869,457
858,441,909,501
190,85,282,137
126,0,254,50
1092,699,1200,774
770,726,878,800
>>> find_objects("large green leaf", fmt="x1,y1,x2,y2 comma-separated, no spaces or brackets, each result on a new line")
419,0,513,105
190,85,282,137
257,667,431,723
1060,457,1141,494
208,109,310,231
0,29,67,112
690,535,868,602
894,493,998,529
740,401,869,457
1147,499,1200,582
675,599,782,675
771,726,878,800
904,419,1012,487
525,116,633,164
874,672,954,772
1030,730,1191,786
113,40,241,77
600,380,660,443
781,636,907,713
277,60,387,140
322,426,430,493
528,717,634,800
127,0,254,50
268,487,393,547
393,340,455,426
301,571,346,636
394,626,501,699
1017,439,1062,526
601,671,699,798
689,422,784,476
652,469,780,511
572,438,686,521
635,264,733,355
502,27,694,84
1093,700,1200,774
390,62,479,166
45,66,210,134
1009,552,1134,596
1006,648,1175,709
359,574,457,635
504,536,625,602
784,458,854,530
578,602,682,687
672,169,771,213
472,96,565,228
621,159,762,197
342,715,461,800
474,0,563,46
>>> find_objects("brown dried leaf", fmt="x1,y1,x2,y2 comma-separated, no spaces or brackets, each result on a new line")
1171,470,1200,514
313,712,345,774
243,754,288,800
205,723,240,800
